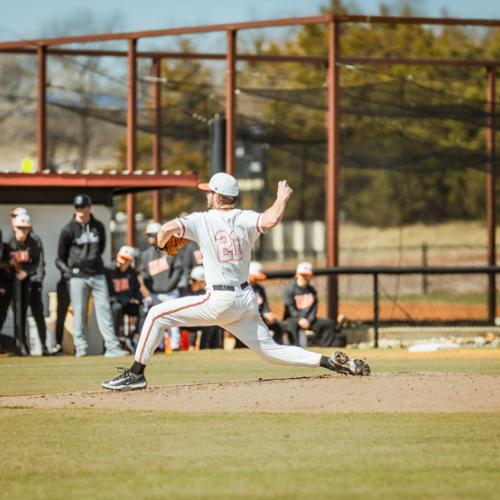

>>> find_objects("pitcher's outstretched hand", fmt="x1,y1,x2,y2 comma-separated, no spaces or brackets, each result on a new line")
277,180,293,203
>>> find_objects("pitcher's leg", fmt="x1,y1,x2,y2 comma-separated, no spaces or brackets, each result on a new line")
135,293,213,365
157,292,181,350
226,318,321,367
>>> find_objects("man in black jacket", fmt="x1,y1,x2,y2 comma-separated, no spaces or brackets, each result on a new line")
8,214,49,355
57,194,128,357
283,262,340,347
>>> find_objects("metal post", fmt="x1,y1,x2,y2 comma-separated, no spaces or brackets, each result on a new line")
326,18,340,320
373,273,379,348
36,45,47,172
421,242,428,294
126,38,137,246
486,66,496,323
225,30,236,175
152,57,162,222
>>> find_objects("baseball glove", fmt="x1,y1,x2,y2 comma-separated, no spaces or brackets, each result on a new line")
157,235,189,256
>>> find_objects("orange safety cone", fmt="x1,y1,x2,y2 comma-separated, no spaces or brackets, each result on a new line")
164,332,172,355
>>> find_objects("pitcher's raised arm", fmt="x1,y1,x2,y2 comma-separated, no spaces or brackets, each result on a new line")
260,180,294,232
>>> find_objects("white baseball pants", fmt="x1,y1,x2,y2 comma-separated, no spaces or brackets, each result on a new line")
135,286,322,367
156,291,180,350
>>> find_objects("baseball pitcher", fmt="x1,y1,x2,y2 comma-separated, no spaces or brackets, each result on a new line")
103,173,370,390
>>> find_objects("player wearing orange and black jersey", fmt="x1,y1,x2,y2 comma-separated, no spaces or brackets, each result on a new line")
105,246,143,340
283,262,342,348
8,215,48,355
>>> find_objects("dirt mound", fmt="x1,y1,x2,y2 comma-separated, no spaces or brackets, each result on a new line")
1,372,499,412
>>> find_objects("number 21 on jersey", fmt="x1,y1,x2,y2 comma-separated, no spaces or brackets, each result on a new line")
215,230,242,262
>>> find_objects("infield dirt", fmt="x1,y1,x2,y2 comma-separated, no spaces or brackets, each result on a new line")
1,371,499,412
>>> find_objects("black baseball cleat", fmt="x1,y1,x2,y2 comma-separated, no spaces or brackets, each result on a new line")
328,351,371,376
102,367,147,391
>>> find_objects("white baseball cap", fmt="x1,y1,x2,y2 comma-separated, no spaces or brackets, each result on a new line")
190,265,205,282
117,245,135,261
13,214,32,228
145,222,161,235
10,207,28,218
198,172,239,197
296,262,313,276
249,261,267,281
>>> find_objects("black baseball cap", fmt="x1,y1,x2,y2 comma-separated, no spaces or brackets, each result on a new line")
73,194,92,208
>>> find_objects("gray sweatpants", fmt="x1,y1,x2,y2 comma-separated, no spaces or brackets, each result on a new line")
69,274,120,355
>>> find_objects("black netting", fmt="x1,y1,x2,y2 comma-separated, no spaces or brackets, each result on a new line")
3,64,499,170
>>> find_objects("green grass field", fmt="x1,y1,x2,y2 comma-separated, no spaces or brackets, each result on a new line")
1,349,499,499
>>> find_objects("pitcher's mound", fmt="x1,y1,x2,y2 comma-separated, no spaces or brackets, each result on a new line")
1,372,499,412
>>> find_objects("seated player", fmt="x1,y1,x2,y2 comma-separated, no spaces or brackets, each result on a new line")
105,245,143,348
283,262,343,347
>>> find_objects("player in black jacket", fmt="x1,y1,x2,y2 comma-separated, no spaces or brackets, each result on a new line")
56,194,128,357
283,262,340,347
8,214,49,355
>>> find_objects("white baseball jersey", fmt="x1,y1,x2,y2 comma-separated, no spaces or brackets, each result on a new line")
176,209,264,287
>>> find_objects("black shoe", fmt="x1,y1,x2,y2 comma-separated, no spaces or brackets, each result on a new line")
102,367,147,391
328,351,371,376
42,346,50,356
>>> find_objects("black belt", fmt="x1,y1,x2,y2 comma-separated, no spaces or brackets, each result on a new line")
213,281,249,291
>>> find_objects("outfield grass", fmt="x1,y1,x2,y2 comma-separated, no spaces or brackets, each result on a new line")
1,349,499,499
1,409,499,499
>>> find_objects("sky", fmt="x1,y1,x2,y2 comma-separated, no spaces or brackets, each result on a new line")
1,0,500,43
